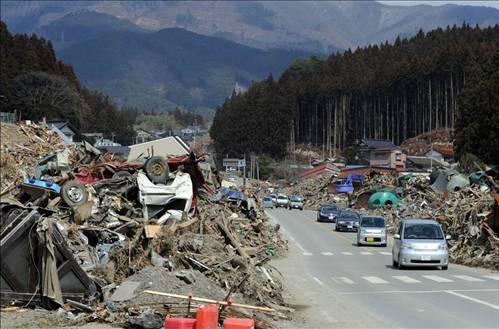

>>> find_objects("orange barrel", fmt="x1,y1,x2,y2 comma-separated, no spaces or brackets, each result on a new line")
195,304,218,329
163,318,196,329
223,318,255,329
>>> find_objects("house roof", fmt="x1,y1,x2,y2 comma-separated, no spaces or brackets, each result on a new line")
46,120,78,133
360,139,397,149
406,156,448,168
339,166,399,178
433,145,455,158
300,163,340,178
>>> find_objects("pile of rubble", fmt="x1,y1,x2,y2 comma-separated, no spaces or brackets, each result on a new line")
284,176,350,209
400,128,453,156
285,167,498,270
1,122,73,192
357,173,499,269
0,122,288,328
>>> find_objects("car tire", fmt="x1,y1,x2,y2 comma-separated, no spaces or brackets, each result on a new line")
357,240,362,247
398,255,404,270
392,258,398,268
61,180,88,207
442,265,448,270
381,243,387,247
300,208,303,211
144,156,169,184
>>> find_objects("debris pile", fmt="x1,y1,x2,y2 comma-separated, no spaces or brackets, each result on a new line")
0,122,288,328
1,122,73,192
359,173,498,269
285,176,349,209
400,128,453,155
285,166,498,270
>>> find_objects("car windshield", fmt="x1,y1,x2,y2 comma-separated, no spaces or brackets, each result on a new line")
290,196,301,202
340,213,359,220
404,224,443,240
277,196,287,200
263,197,272,201
321,206,337,212
361,217,385,227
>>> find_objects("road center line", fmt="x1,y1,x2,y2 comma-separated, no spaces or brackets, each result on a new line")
445,291,499,310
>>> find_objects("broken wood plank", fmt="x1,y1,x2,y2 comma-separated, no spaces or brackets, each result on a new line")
143,290,274,313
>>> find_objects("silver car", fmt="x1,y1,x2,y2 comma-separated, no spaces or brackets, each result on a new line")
288,195,304,210
275,194,289,208
262,196,274,209
357,216,387,247
392,219,451,270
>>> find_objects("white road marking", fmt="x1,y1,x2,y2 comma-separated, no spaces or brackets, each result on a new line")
446,291,499,311
379,251,392,255
312,276,325,286
482,275,499,281
392,275,421,283
339,288,499,296
292,240,313,256
330,277,342,284
453,275,484,282
338,277,355,285
321,252,334,256
360,251,373,255
341,251,353,255
422,275,453,283
362,276,389,284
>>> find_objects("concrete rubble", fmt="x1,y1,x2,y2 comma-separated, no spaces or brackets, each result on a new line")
0,122,288,329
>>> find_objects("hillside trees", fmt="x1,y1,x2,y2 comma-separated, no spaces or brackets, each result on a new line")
0,21,135,145
13,72,86,126
210,24,499,163
455,46,499,164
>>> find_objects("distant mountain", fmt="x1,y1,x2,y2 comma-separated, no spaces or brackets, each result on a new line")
38,10,146,49
2,1,499,51
57,26,312,113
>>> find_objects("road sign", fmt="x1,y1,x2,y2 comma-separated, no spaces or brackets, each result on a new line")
223,158,246,168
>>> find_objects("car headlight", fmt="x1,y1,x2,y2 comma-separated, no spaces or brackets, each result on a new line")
401,243,413,250
438,243,447,250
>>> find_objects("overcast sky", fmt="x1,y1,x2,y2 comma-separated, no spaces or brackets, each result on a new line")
377,1,499,9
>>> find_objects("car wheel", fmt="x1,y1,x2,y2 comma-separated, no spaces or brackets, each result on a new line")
381,243,387,247
61,180,88,207
398,255,404,270
144,156,169,184
392,258,398,268
357,240,362,247
300,208,303,211
442,265,448,270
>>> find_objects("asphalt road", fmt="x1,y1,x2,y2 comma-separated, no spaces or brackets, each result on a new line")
267,208,499,329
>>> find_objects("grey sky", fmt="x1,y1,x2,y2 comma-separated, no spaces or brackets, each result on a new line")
377,1,499,9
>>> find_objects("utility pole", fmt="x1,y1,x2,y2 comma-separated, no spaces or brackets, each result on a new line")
243,153,246,189
256,155,260,181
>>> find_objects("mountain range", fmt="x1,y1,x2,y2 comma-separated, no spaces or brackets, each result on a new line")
2,0,499,113
3,1,499,51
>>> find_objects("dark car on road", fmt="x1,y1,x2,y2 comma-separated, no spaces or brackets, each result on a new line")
317,204,340,222
335,211,361,232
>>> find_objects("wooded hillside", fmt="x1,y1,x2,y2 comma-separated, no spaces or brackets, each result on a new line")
210,24,499,164
0,21,137,145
